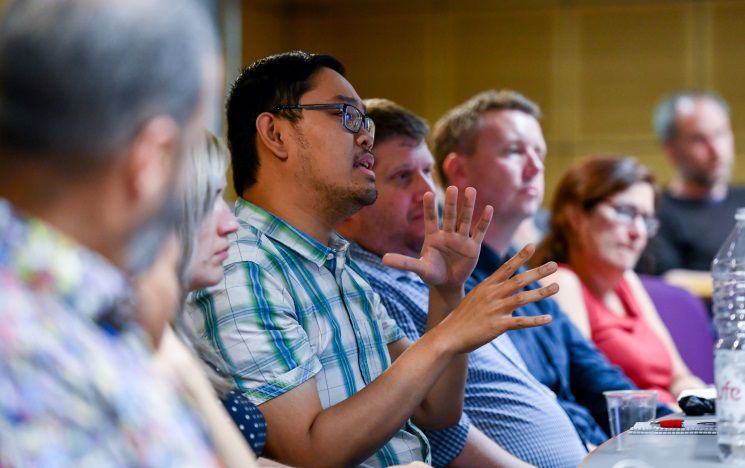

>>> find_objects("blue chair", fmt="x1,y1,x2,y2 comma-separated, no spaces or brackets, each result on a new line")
639,274,714,384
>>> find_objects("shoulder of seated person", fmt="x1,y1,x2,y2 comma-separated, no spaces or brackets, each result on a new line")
624,270,659,296
543,266,582,289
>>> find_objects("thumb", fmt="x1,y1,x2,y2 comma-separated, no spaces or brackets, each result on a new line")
382,253,426,277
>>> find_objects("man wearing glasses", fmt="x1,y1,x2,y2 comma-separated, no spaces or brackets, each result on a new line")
189,51,560,467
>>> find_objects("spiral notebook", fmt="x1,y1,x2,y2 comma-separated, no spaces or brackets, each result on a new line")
628,420,717,435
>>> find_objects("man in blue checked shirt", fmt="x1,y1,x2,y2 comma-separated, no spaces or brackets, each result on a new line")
340,98,589,467
188,51,561,467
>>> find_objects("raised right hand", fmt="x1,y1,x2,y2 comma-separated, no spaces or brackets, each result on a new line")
431,243,558,354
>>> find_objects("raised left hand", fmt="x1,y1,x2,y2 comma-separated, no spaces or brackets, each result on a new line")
382,186,492,294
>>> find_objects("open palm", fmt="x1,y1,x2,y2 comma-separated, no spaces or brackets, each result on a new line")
383,186,492,290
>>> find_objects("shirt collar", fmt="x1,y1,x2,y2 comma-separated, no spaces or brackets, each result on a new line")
235,198,350,268
0,199,132,329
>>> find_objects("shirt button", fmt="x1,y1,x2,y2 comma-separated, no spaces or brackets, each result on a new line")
327,253,334,260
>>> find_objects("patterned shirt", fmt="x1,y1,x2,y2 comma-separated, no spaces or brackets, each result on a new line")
188,198,430,467
222,389,268,456
0,199,217,467
349,242,588,468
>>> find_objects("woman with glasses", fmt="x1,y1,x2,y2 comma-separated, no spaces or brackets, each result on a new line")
531,156,704,404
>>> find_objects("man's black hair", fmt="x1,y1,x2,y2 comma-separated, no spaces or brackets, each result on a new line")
226,50,345,195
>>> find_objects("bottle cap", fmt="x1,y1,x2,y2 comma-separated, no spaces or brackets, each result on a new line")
736,207,745,221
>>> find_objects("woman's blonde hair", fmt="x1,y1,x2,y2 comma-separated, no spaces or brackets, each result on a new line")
173,130,234,395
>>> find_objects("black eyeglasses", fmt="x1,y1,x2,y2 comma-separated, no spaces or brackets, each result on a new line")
596,202,660,236
272,103,375,139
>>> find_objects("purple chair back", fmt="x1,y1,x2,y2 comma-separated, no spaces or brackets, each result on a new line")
639,274,714,384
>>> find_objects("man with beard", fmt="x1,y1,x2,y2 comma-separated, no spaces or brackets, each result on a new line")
637,91,744,275
189,51,559,467
0,0,222,464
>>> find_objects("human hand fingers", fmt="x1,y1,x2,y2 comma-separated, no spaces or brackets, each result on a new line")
456,186,476,236
502,313,553,330
423,191,438,236
442,282,557,353
497,281,559,311
480,243,535,285
489,261,558,298
441,186,458,233
471,204,493,244
382,253,426,278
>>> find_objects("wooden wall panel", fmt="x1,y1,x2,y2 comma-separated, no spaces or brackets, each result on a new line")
450,9,555,136
710,1,745,139
288,12,430,115
577,4,688,140
238,0,745,199
242,2,289,65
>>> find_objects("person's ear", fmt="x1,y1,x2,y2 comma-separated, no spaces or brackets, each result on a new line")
442,152,465,187
256,112,289,161
126,115,180,210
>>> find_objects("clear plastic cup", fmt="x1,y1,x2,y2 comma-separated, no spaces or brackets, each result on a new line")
604,390,658,437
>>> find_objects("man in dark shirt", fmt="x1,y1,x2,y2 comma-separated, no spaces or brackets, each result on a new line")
638,91,745,275
432,89,671,444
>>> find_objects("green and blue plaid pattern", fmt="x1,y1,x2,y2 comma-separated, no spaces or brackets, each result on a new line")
189,198,430,467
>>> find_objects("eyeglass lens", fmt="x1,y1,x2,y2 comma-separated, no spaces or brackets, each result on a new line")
343,106,362,131
611,204,658,234
342,105,375,139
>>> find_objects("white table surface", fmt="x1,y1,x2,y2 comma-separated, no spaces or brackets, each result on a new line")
581,415,722,467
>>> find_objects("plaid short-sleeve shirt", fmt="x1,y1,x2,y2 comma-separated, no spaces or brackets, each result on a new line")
188,199,429,467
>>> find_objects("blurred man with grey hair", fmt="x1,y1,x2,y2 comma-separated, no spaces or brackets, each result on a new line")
0,0,223,465
638,91,745,275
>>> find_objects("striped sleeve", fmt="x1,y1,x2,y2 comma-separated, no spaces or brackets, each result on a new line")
196,260,322,405
370,289,404,345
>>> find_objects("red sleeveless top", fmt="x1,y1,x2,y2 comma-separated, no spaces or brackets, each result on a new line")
562,267,675,403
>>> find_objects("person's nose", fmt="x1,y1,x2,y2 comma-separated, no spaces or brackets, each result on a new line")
627,216,646,241
356,127,374,151
412,171,435,204
216,200,238,237
523,149,544,180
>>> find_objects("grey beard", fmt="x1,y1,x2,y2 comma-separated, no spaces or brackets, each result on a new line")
686,170,722,189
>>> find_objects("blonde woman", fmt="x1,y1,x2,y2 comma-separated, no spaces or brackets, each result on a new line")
135,132,264,467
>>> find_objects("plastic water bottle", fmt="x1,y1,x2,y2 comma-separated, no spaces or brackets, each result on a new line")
712,207,745,464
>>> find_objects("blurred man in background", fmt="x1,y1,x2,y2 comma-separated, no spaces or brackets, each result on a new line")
638,91,743,277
